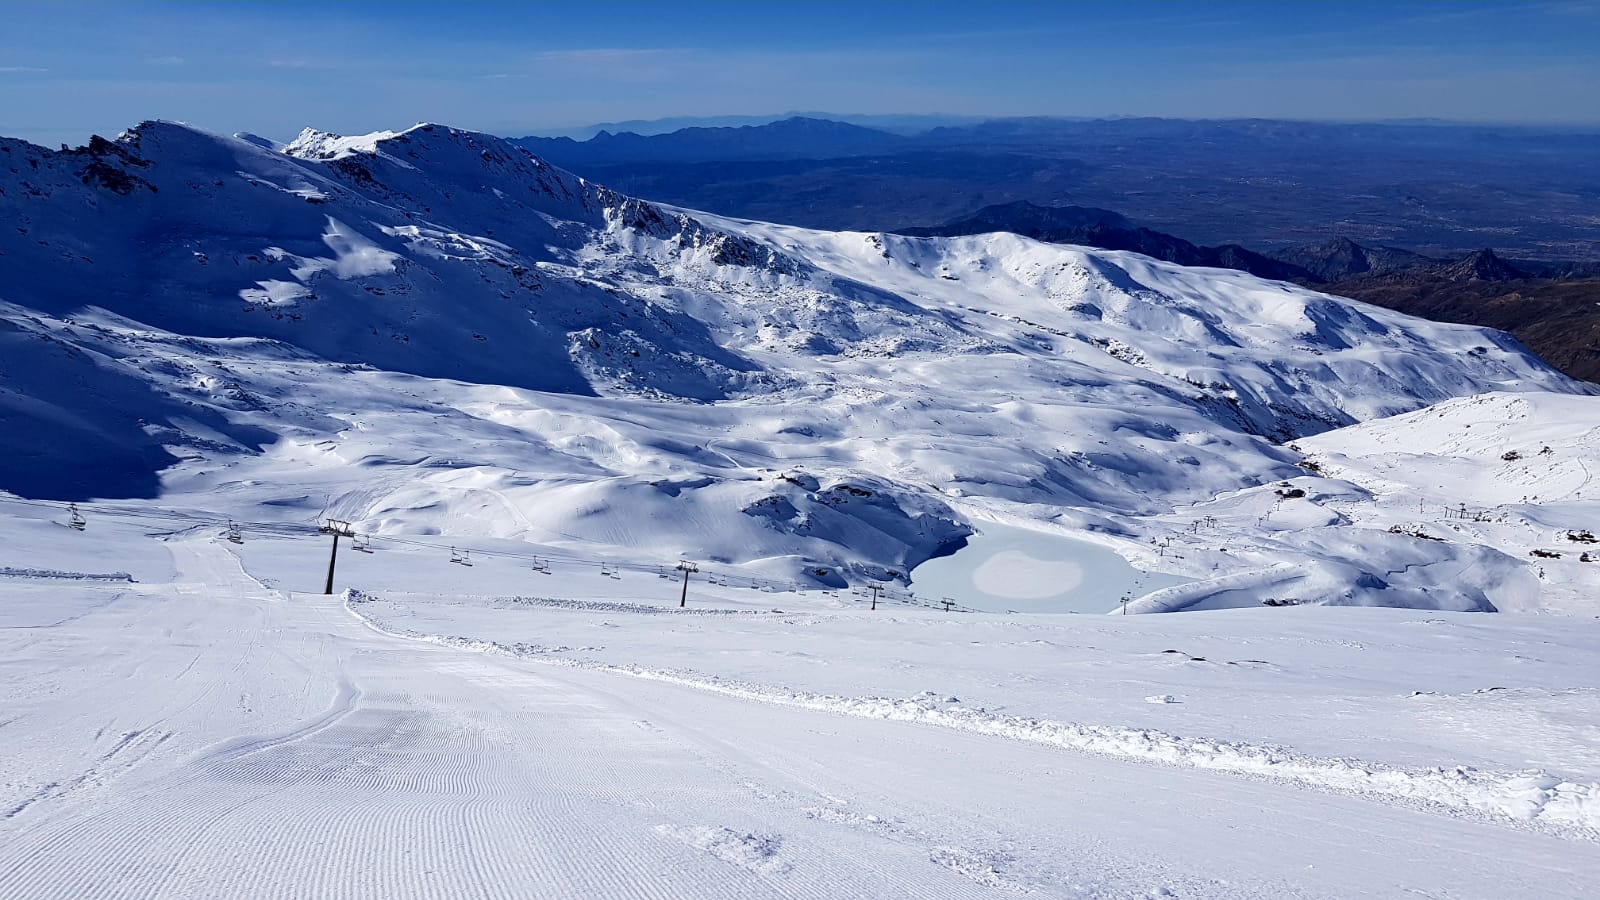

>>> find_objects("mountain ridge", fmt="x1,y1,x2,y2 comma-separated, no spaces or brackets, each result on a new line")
0,119,1586,604
899,201,1315,282
519,116,908,167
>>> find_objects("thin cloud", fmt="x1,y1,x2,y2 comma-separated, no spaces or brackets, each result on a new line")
145,55,185,66
527,48,687,65
1544,0,1600,14
0,66,48,73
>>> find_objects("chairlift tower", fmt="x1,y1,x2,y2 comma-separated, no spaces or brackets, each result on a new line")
318,519,356,595
675,560,699,607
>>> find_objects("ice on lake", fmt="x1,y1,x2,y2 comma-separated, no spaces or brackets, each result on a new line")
911,522,1190,613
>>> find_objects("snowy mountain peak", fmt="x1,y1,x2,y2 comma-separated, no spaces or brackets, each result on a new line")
281,126,406,161
280,123,513,164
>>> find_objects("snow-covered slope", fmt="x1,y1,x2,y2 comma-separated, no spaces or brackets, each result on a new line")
0,121,1589,600
1292,392,1600,612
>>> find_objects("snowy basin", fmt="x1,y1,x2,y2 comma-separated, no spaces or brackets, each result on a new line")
911,523,1190,613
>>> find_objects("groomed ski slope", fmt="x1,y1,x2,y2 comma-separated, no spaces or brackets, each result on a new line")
3,513,1599,898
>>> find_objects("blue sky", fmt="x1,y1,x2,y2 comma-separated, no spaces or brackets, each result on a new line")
2,1,1598,146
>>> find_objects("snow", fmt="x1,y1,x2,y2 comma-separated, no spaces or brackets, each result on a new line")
2,119,1592,611
3,119,1600,894
1,512,1597,897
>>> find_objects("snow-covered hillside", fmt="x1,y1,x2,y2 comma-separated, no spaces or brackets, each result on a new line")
6,121,1600,898
1292,392,1600,612
0,121,1590,606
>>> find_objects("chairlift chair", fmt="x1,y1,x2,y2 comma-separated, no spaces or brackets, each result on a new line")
352,534,374,553
68,503,86,531
226,521,244,544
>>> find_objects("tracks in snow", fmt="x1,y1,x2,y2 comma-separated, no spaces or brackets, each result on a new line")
347,593,1600,842
5,538,1597,898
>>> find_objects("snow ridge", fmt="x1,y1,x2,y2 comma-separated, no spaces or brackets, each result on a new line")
0,566,133,582
345,590,1600,839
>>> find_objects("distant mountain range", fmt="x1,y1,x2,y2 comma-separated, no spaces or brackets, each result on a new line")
543,112,988,140
522,117,910,166
1273,237,1437,281
512,115,1600,261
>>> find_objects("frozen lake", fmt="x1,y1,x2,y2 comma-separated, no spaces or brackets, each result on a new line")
911,522,1191,614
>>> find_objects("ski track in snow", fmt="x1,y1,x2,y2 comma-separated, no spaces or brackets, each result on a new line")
0,566,134,582
1,541,1016,899
4,537,1598,898
346,591,1600,842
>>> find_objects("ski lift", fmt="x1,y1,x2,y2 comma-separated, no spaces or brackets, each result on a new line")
657,565,671,580
68,503,86,531
449,546,472,566
532,556,551,574
600,562,620,580
225,520,244,544
352,534,374,553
